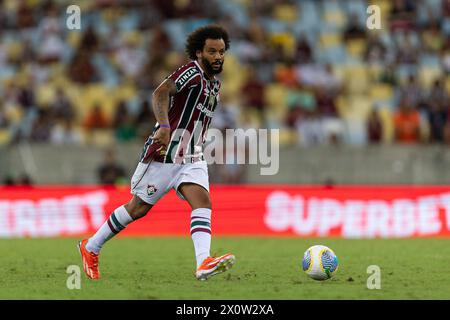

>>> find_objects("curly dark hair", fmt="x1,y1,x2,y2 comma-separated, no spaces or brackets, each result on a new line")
185,25,230,60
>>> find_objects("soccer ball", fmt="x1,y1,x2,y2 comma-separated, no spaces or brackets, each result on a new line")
302,245,338,280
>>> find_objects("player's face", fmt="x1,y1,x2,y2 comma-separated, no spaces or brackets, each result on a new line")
198,38,226,75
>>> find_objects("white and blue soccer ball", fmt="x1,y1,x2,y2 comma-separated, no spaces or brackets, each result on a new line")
302,245,338,280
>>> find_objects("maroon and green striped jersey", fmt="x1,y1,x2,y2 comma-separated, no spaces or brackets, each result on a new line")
140,60,221,164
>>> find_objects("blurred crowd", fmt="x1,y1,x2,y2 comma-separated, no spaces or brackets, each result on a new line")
0,0,449,155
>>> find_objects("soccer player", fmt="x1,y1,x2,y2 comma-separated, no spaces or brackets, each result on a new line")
78,25,235,281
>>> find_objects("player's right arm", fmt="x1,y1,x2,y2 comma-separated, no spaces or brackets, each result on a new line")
151,78,177,147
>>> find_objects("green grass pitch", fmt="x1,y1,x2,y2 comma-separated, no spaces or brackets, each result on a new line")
1,237,450,299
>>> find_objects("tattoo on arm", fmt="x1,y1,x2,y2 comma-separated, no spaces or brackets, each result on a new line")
152,79,176,125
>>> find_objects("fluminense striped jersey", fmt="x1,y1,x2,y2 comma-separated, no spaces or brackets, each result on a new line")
140,60,221,164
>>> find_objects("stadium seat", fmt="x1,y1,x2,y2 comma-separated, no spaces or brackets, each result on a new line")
292,21,319,44
264,83,289,122
70,84,114,121
442,18,450,36
419,110,431,142
117,11,139,32
269,33,296,57
4,101,23,124
240,108,262,129
278,127,298,146
418,66,442,88
346,39,367,59
298,0,321,31
324,11,346,29
274,4,298,22
0,64,15,80
335,94,347,118
349,95,373,122
260,18,287,34
426,0,445,15
217,0,249,28
222,53,246,97
90,84,117,119
336,93,373,127
370,83,393,102
371,0,392,17
331,64,347,83
36,84,56,106
377,106,394,143
70,0,92,11
344,65,370,94
186,19,214,34
395,65,417,85
163,20,188,52
318,44,347,64
417,2,432,25
420,54,441,68
343,0,368,24
60,82,81,116
66,32,81,49
92,54,120,87
366,63,384,82
7,41,23,61
69,86,89,121
342,118,367,145
319,32,342,49
0,129,11,146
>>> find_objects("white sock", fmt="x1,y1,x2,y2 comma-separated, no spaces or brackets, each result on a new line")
86,205,134,254
190,208,212,268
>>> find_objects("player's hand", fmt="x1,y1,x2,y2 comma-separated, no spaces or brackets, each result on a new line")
152,127,171,147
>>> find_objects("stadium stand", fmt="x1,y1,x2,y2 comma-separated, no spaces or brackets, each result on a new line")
0,0,449,148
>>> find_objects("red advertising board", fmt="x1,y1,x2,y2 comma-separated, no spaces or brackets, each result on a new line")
1,185,450,238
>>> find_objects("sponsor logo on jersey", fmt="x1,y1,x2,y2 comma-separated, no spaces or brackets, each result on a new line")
176,68,198,88
196,103,215,117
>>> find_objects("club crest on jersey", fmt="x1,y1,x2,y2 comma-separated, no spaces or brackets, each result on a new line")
208,94,215,108
147,185,157,196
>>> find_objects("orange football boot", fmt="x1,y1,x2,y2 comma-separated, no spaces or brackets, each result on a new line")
77,239,100,280
195,254,235,280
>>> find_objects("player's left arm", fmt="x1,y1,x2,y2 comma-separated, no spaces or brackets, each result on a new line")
151,78,177,147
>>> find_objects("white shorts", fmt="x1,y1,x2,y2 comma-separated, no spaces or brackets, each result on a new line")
130,160,209,205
